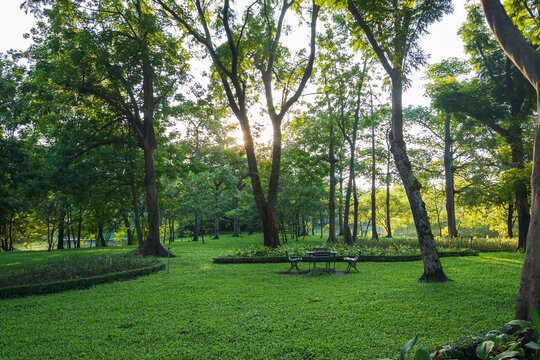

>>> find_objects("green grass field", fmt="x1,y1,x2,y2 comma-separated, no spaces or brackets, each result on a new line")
0,234,523,359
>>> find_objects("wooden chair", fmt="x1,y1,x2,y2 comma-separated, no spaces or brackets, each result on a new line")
285,251,302,273
344,250,362,273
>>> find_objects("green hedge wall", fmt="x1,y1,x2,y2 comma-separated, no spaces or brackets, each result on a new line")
212,251,478,264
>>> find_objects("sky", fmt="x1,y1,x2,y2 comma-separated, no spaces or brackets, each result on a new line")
0,0,469,108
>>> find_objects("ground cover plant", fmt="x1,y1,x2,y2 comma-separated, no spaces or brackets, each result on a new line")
0,234,524,359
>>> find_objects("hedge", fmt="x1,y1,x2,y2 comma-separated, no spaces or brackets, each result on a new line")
212,250,478,264
0,262,165,299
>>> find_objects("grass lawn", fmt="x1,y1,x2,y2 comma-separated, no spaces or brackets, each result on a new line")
0,234,523,359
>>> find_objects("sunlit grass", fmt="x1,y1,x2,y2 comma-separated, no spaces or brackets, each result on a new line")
0,234,524,359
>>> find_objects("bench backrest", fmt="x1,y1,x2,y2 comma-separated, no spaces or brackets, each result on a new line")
312,251,332,261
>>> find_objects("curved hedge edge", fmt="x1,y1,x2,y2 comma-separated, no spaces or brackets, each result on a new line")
0,261,165,299
212,250,479,264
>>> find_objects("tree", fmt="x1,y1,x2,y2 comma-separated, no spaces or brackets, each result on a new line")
429,5,535,250
157,0,320,248
26,0,188,256
346,0,452,281
479,0,540,320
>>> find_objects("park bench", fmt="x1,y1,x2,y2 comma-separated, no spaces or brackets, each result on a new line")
307,249,336,271
343,250,362,273
285,251,302,273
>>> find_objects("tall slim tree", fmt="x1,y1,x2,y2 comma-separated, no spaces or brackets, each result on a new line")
346,0,452,281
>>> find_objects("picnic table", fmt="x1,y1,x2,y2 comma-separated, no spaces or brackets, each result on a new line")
306,249,337,271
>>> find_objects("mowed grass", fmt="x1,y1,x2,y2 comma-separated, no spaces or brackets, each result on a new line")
0,234,523,359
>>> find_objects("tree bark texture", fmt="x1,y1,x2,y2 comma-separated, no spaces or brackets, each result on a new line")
480,0,540,319
389,77,449,282
138,146,173,257
444,116,458,238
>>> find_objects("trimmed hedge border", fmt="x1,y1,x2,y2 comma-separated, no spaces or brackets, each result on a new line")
0,262,165,299
212,250,479,264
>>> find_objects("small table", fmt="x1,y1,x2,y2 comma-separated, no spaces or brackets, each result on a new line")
306,250,337,271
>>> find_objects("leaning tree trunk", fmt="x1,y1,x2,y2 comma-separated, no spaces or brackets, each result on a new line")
444,116,458,238
389,76,449,282
515,96,540,319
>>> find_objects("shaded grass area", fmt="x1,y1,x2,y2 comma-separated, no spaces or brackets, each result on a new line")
0,234,523,359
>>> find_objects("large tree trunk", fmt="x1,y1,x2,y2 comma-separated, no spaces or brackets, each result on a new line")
241,118,280,248
389,76,449,282
444,116,458,238
515,97,540,319
479,0,540,320
138,146,173,257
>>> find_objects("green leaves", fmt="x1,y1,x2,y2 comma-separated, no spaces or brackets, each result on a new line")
477,340,495,360
399,334,418,360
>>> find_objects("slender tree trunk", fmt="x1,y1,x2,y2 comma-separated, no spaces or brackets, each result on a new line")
507,201,514,238
327,122,338,244
57,208,65,250
124,215,133,246
353,177,359,242
320,216,323,238
371,100,379,240
444,116,458,238
386,155,392,237
129,171,142,245
77,216,81,248
338,173,344,236
214,212,220,239
233,197,240,237
509,134,531,250
389,76,448,282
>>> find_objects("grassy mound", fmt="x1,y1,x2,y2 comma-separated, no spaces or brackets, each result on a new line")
0,249,164,298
